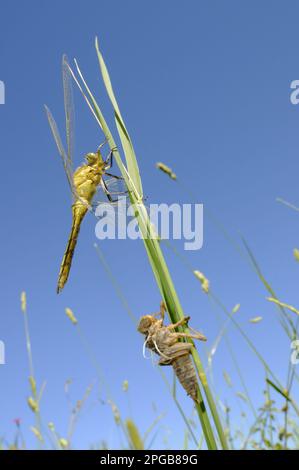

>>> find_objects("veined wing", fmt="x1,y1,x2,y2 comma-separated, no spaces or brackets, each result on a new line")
92,175,146,223
94,176,129,206
45,55,76,201
104,176,128,195
45,104,75,199
62,54,75,171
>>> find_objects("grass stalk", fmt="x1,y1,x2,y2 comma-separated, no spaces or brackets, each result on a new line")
66,39,229,449
20,292,43,445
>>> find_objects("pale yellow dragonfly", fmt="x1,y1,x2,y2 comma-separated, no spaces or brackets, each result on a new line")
45,55,123,293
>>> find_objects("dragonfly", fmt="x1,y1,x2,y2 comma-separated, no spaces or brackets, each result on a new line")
45,55,124,293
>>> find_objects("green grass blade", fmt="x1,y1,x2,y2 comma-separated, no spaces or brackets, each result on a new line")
69,45,229,450
266,379,290,402
95,37,143,197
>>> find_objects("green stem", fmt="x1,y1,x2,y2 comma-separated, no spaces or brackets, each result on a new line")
141,229,227,449
21,293,43,446
70,49,228,450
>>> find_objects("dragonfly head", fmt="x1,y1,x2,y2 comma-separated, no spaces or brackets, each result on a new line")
85,151,104,166
137,315,158,335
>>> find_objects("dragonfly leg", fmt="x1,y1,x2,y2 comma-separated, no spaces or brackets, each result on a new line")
167,316,190,330
152,301,166,321
105,172,124,180
105,151,113,169
100,179,120,203
102,174,128,196
160,301,166,321
97,138,108,151
175,331,207,342
104,146,118,170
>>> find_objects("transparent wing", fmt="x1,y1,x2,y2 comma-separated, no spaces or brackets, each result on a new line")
104,176,128,195
62,54,75,170
45,104,75,199
92,175,149,226
91,176,129,225
94,175,129,205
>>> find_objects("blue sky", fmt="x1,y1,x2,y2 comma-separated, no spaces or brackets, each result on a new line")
0,0,299,449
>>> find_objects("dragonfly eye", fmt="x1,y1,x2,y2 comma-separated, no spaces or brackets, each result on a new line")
85,152,98,164
137,315,156,334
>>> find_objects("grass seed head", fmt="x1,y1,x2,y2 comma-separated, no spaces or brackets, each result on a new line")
293,248,299,261
27,396,39,413
21,291,27,313
65,307,78,325
156,162,177,180
59,438,69,449
193,270,210,293
122,380,129,392
30,426,43,442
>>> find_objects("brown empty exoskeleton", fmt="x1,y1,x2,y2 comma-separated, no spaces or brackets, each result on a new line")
138,302,207,403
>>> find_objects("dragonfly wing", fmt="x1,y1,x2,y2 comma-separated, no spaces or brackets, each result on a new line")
93,175,128,205
62,55,75,170
92,175,132,224
45,104,75,199
104,176,128,195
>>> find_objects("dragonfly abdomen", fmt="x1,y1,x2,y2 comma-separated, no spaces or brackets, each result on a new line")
172,354,199,403
57,203,88,293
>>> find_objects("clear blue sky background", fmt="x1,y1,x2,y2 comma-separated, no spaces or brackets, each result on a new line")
0,0,298,449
